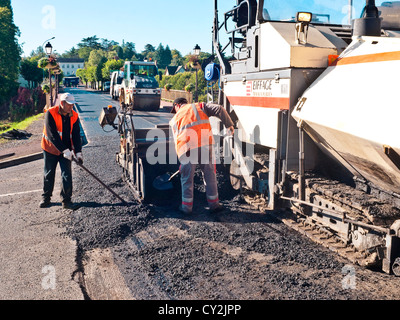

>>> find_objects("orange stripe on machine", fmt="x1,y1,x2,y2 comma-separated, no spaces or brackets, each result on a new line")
227,96,290,110
332,51,400,66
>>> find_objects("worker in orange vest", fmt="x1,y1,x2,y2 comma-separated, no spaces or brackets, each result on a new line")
170,98,234,214
40,93,83,210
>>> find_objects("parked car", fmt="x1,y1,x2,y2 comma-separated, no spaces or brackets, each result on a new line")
104,81,111,92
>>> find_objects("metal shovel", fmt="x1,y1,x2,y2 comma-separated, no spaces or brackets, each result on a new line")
72,157,127,204
153,170,180,191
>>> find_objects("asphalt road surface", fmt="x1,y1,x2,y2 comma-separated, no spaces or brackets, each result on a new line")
2,87,400,308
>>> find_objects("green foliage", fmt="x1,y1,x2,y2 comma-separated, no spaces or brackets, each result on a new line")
153,43,172,69
95,57,107,85
0,0,11,9
20,57,44,88
78,47,92,61
76,68,87,84
157,69,210,102
0,113,43,136
0,1,21,116
102,59,124,80
158,70,205,92
78,35,102,50
37,57,48,68
171,49,183,66
185,83,195,92
175,72,192,90
60,46,80,59
85,65,96,85
88,49,107,67
41,84,50,94
37,56,57,69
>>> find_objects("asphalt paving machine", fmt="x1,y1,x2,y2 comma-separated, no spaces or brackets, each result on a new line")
210,0,400,274
99,104,179,201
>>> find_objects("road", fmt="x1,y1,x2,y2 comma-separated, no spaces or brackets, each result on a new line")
2,87,400,306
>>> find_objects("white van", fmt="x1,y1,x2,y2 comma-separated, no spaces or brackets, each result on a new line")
110,71,124,100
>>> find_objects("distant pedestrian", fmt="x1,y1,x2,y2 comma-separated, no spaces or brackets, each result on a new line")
169,98,234,214
40,93,83,210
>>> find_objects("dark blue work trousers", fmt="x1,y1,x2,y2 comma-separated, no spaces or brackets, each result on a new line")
42,150,72,203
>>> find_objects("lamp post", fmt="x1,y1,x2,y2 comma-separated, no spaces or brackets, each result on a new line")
193,44,201,102
44,40,54,107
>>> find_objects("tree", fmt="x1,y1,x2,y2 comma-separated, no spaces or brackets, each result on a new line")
88,49,107,67
95,57,107,90
141,44,155,60
77,36,102,61
154,43,165,64
154,43,172,68
61,47,79,59
163,45,172,67
78,35,101,49
85,65,96,89
102,59,124,81
76,68,88,87
29,46,45,59
20,57,44,88
0,0,21,113
112,45,124,60
122,41,136,60
170,49,183,66
101,38,118,51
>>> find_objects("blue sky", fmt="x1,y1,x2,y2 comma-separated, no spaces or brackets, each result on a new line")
11,0,367,58
11,0,233,57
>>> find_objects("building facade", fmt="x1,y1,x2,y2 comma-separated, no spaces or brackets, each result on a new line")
58,58,84,76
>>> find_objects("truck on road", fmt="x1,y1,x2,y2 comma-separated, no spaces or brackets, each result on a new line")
63,76,79,87
119,61,161,111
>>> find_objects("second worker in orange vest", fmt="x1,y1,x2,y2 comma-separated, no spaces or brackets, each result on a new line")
40,93,83,210
170,98,234,214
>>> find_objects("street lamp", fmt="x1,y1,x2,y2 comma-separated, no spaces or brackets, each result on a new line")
193,44,201,102
194,44,201,56
43,38,55,107
44,42,53,56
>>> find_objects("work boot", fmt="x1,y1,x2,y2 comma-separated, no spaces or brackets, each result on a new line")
39,199,51,208
178,205,192,214
209,204,228,214
62,201,81,211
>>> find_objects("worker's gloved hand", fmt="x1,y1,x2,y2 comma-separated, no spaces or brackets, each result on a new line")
76,152,83,165
63,149,73,161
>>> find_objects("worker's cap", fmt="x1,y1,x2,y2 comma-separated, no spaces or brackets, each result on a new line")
60,93,76,105
171,97,188,114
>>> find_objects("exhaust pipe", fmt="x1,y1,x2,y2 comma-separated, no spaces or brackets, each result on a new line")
353,0,382,37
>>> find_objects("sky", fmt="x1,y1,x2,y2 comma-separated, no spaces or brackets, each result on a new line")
11,0,367,58
11,0,233,57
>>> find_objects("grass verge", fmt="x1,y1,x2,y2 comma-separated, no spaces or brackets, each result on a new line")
0,113,44,135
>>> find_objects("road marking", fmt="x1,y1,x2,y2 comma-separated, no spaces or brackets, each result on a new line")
0,189,43,197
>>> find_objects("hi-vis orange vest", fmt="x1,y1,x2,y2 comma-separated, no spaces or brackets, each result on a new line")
169,103,215,158
41,106,79,156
